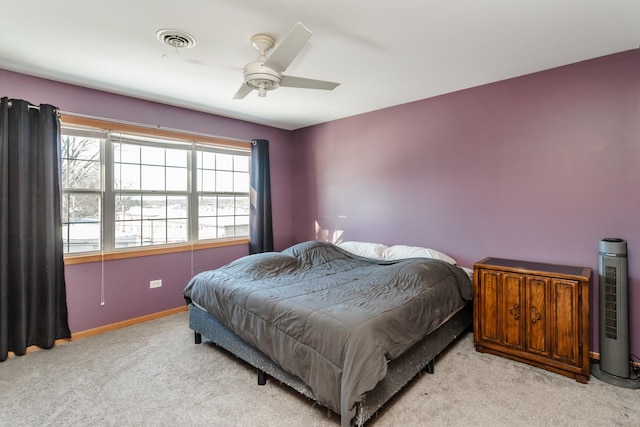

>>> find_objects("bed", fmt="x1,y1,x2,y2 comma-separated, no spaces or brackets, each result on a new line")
183,240,473,426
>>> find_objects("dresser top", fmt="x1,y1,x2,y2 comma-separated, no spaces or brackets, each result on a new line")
475,257,592,279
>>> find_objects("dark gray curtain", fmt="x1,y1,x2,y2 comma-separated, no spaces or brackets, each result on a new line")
0,98,70,362
249,139,274,254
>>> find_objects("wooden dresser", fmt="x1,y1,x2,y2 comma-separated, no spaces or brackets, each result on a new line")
473,257,592,383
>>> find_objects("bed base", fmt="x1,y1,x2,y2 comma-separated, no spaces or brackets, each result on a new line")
188,303,472,426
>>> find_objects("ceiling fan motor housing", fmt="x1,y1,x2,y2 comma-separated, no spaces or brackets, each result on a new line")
244,61,281,94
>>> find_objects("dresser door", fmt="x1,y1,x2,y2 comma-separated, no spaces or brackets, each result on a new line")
525,275,550,357
477,269,501,344
501,273,525,351
551,278,580,366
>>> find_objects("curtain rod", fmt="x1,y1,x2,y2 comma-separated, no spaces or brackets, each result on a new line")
59,110,252,144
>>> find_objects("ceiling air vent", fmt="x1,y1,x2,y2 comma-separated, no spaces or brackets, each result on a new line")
156,29,196,49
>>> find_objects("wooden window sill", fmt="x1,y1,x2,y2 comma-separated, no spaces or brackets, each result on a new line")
64,237,249,265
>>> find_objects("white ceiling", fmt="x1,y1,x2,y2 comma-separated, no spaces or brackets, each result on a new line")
1,1,639,130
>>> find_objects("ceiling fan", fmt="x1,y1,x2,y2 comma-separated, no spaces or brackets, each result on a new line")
159,22,340,99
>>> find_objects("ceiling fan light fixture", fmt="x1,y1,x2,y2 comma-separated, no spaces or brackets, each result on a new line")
246,78,279,92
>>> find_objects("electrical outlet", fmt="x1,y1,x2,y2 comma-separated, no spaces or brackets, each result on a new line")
149,279,162,289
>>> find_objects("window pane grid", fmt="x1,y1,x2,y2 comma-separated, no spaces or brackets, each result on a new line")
197,193,249,240
62,125,250,254
114,142,188,192
195,147,250,242
62,191,102,253
61,131,104,253
115,193,189,248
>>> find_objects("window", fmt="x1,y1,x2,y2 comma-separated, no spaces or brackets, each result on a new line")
61,130,104,253
196,148,250,240
61,120,250,255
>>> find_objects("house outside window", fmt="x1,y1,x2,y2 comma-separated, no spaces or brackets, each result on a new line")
61,123,250,255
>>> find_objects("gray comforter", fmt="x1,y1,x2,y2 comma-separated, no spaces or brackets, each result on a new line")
183,241,473,426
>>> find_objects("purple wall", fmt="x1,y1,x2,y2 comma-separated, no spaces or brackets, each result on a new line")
292,50,640,356
64,245,247,332
0,69,295,332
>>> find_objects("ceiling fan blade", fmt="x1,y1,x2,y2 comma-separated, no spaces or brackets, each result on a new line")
280,75,340,91
263,22,312,72
233,83,253,99
162,53,242,72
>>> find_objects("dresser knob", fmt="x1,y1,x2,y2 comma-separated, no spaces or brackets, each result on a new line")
509,304,520,319
531,306,542,323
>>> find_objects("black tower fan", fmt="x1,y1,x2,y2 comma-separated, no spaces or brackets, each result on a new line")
591,238,640,388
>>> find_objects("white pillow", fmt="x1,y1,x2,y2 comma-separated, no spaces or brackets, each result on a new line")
337,241,388,259
381,245,457,265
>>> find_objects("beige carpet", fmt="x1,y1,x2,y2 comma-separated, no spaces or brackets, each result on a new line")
1,311,638,426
